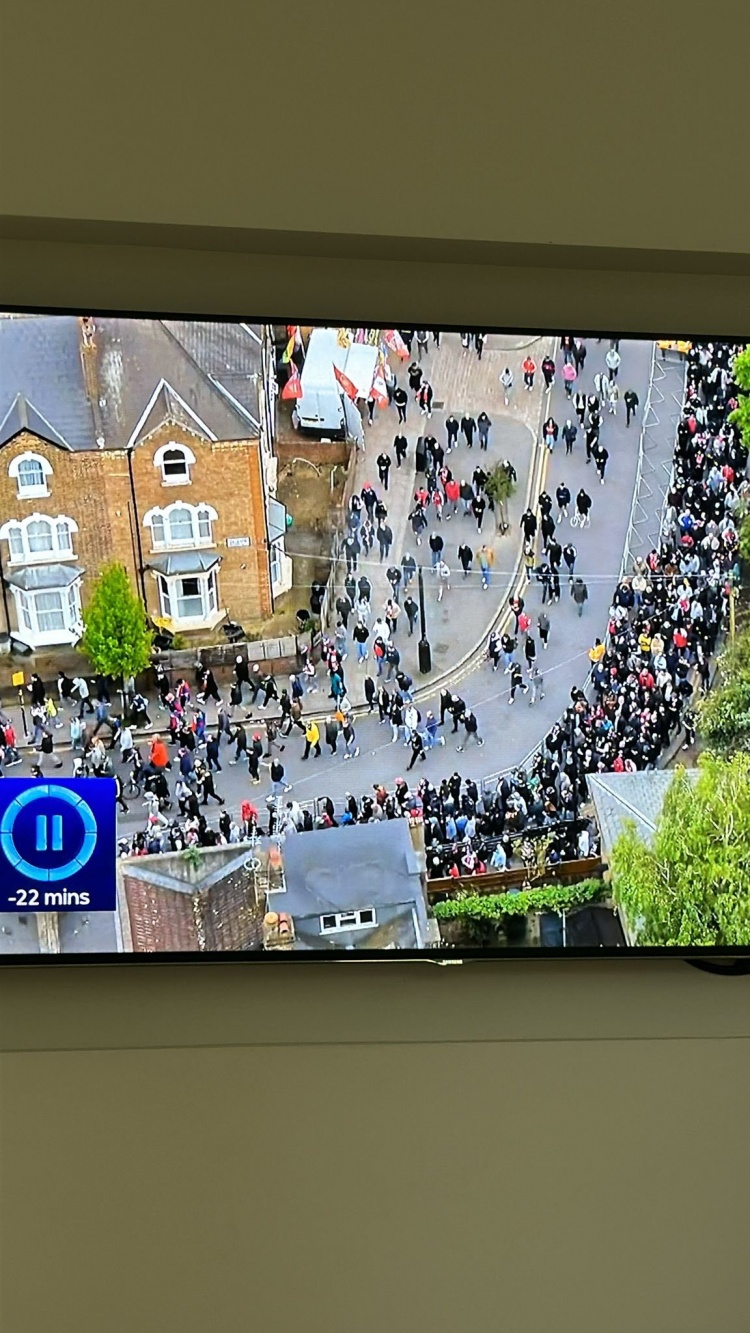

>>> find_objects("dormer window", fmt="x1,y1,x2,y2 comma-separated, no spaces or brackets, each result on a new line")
8,452,52,499
153,442,195,486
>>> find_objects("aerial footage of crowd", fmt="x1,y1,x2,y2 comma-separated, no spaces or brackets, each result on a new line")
0,338,745,886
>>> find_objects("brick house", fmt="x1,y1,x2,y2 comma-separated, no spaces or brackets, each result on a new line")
0,313,292,652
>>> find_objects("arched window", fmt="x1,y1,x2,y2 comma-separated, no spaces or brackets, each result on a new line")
153,442,196,486
5,524,24,560
167,505,195,544
144,503,217,550
0,514,78,563
56,520,73,553
196,506,213,541
26,519,54,553
8,451,53,498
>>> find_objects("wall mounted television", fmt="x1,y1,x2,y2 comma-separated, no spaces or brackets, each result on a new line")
0,309,748,965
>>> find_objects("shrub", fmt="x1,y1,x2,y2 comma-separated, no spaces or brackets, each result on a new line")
432,878,605,921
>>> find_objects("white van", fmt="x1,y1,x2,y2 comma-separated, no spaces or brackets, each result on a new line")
295,328,378,439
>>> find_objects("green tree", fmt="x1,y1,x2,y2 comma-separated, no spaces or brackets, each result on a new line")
80,563,151,685
729,345,750,451
697,627,750,755
484,463,517,532
609,754,750,946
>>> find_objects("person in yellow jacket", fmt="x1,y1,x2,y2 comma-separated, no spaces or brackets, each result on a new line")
302,719,321,760
588,637,605,666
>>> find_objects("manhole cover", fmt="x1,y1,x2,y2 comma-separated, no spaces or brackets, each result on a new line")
433,642,450,655
432,401,445,410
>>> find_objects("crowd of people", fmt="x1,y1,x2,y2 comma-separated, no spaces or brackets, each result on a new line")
1,336,745,887
108,338,746,869
524,339,746,793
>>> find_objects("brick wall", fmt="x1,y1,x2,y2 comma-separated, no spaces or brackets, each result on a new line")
0,419,272,638
129,421,272,626
275,437,350,468
0,430,137,637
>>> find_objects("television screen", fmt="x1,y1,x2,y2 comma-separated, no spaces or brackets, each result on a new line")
0,313,748,961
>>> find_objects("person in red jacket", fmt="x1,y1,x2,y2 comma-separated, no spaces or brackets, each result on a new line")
522,355,537,390
444,477,460,517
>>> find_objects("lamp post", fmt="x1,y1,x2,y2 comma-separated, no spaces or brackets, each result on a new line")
417,564,431,675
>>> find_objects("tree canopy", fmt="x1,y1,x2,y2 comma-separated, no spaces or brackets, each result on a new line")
80,563,152,681
697,627,750,755
729,345,750,452
610,754,750,947
484,463,517,505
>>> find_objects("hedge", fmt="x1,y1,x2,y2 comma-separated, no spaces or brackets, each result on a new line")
432,879,605,921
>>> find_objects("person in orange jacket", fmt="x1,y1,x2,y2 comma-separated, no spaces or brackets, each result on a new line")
145,734,171,775
522,355,537,390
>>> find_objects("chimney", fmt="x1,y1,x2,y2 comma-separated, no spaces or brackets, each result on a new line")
263,911,295,950
79,316,105,445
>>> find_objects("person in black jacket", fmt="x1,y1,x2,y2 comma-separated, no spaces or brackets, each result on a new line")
407,730,426,769
403,595,419,635
394,386,408,423
461,414,476,448
574,489,593,528
377,523,393,561
429,530,444,569
520,508,537,541
458,543,473,576
38,729,63,770
394,434,408,466
377,452,392,490
325,716,340,755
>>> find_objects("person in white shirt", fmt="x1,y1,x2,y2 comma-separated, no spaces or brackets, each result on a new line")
118,724,134,763
71,676,95,718
605,346,621,380
436,560,451,601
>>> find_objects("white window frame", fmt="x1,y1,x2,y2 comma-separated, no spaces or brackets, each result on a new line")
155,567,221,629
0,513,78,565
144,502,217,551
153,442,196,487
319,908,377,934
8,451,53,499
9,579,83,649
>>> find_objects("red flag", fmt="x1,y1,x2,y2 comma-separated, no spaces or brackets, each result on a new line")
370,353,388,408
282,366,302,399
333,364,359,401
383,329,409,360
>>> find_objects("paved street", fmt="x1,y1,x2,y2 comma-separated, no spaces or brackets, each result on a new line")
333,329,555,687
0,332,671,954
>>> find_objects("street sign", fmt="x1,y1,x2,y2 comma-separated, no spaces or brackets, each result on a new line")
226,536,251,548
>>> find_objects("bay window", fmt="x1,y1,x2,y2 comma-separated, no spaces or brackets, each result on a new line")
155,565,220,628
7,566,84,649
